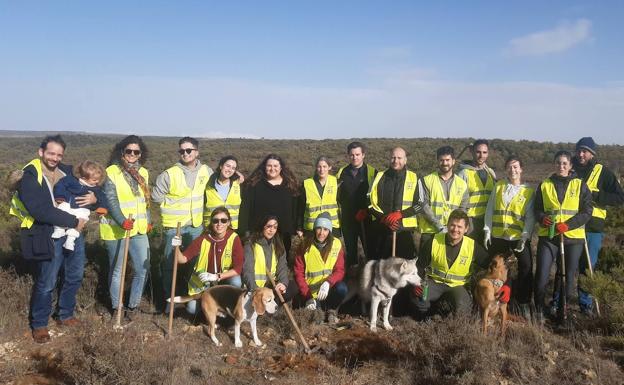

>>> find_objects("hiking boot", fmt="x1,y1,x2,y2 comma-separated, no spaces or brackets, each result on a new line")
32,327,51,344
518,303,531,322
55,317,81,327
534,308,545,327
327,310,339,324
580,306,595,318
124,307,138,322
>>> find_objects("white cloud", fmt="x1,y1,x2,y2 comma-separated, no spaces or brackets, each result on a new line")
0,74,623,144
505,19,592,56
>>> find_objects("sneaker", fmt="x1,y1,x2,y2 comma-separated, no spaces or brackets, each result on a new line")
55,317,81,327
32,327,51,343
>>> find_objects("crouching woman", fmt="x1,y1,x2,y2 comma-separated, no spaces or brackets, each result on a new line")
174,207,243,314
293,212,346,322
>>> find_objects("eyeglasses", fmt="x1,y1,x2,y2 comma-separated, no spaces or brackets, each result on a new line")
211,218,229,224
124,149,141,156
264,224,278,229
178,148,197,155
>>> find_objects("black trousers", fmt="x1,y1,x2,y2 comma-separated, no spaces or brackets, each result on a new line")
489,237,533,305
534,238,582,312
370,221,416,260
411,280,471,318
341,218,374,266
466,216,485,246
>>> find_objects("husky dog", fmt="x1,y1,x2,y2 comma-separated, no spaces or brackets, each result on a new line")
355,257,421,331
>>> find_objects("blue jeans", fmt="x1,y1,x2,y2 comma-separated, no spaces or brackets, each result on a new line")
30,235,86,329
185,275,242,314
578,232,603,310
161,225,204,298
106,234,150,309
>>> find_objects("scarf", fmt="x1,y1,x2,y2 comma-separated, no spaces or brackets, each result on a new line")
121,160,151,207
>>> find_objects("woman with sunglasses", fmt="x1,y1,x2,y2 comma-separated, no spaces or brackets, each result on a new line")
100,135,152,318
297,156,341,238
240,154,300,260
175,207,243,314
204,155,242,231
242,215,296,301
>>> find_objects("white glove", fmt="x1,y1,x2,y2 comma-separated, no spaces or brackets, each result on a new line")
438,226,448,234
317,281,330,301
171,235,182,247
305,299,317,310
198,272,219,284
514,239,526,253
484,231,491,250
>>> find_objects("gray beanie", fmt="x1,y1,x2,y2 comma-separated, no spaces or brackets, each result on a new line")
576,137,597,155
313,212,333,232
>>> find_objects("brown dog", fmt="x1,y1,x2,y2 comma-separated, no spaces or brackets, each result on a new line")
474,254,509,337
169,286,277,347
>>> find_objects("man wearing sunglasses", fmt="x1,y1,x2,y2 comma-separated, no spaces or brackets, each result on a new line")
152,137,213,311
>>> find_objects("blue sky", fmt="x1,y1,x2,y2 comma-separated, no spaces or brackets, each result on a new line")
1,1,623,143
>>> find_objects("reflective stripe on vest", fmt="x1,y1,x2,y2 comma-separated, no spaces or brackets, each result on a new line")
303,175,340,230
188,234,237,295
429,233,474,287
538,178,585,239
99,165,149,241
204,180,241,229
464,168,494,218
336,164,376,187
585,163,607,220
9,159,44,229
304,239,342,299
161,164,211,228
419,173,468,234
491,180,534,241
252,242,277,288
368,170,418,229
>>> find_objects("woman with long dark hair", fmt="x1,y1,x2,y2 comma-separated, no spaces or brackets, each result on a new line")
100,135,151,318
204,155,242,231
239,154,299,258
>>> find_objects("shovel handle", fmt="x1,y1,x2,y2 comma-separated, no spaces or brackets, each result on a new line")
115,213,133,329
167,222,182,337
267,273,311,353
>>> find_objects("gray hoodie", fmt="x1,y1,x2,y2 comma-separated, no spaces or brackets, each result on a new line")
151,160,213,204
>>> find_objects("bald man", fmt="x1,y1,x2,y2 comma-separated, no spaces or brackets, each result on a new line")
368,147,422,259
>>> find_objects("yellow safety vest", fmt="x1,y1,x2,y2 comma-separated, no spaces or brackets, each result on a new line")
160,164,210,228
368,170,418,229
252,242,277,288
538,178,585,239
9,159,44,229
303,175,340,230
491,181,534,240
419,173,468,234
304,239,342,299
429,233,474,287
99,165,149,241
585,163,607,220
204,180,241,229
336,164,376,186
188,233,237,295
464,168,494,218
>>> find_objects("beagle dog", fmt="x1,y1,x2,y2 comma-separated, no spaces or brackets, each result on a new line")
474,254,509,337
169,286,277,347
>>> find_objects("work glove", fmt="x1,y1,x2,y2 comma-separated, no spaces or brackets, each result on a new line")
355,209,368,222
305,298,317,310
121,218,135,230
95,207,108,216
171,235,182,247
541,216,553,227
317,281,330,301
437,225,448,234
556,222,569,234
484,231,491,250
198,272,219,284
412,285,423,298
386,211,403,226
497,284,511,304
147,224,153,233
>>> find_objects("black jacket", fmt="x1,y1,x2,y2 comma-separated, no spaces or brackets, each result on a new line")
18,162,78,260
572,158,624,232
239,179,298,235
370,168,420,219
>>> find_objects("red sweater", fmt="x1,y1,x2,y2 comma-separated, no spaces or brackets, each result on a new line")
182,230,244,274
294,241,345,299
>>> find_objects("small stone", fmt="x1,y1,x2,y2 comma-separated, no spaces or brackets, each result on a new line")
282,339,297,348
580,369,597,380
225,355,238,365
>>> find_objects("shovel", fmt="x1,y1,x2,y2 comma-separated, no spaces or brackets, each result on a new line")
114,214,133,330
583,239,602,316
558,233,567,322
167,222,182,338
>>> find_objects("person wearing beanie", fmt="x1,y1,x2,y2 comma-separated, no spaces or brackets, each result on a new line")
293,212,346,323
571,137,624,315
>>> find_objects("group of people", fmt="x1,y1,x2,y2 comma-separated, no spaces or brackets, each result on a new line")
9,134,623,343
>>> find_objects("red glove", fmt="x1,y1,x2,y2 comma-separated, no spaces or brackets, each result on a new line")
147,224,153,233
412,285,423,297
556,222,569,234
497,284,511,304
95,207,108,216
355,209,368,222
121,218,134,230
385,211,403,229
541,216,553,227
